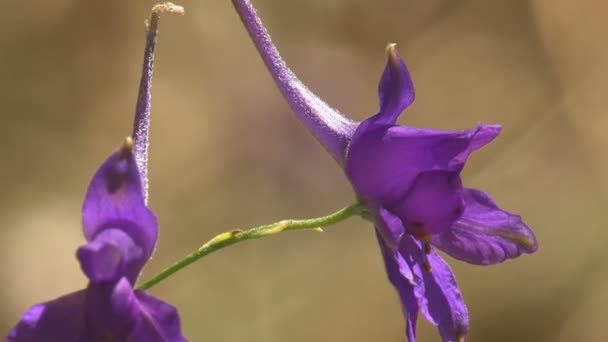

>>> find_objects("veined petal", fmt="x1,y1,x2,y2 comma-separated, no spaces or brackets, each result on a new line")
82,139,159,280
6,291,86,342
131,290,187,342
77,228,144,284
231,0,357,165
375,44,415,125
431,188,538,265
376,232,418,342
399,236,469,342
346,123,500,204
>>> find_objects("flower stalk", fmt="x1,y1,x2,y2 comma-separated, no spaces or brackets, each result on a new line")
137,202,365,290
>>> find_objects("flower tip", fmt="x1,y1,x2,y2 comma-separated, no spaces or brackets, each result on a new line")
147,2,184,33
120,136,134,158
124,136,134,149
386,43,400,66
152,2,185,16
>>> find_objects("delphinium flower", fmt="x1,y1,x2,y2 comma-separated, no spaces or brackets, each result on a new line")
6,3,186,341
230,0,538,341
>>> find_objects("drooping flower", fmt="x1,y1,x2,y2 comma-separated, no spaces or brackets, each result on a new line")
230,1,538,341
6,3,186,341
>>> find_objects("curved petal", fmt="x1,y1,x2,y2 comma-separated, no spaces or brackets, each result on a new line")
82,139,158,279
131,290,187,342
374,44,415,125
423,252,469,342
399,236,469,342
6,290,86,342
376,206,406,251
431,188,538,265
346,123,500,204
231,0,356,165
376,232,418,342
391,170,464,236
77,228,144,284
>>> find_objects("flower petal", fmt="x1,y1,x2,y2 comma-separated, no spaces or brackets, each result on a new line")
391,170,464,236
231,0,357,165
131,290,187,342
6,291,86,342
423,252,469,342
431,188,538,265
346,123,500,204
375,44,415,125
376,206,406,251
77,228,144,284
376,232,418,342
82,279,140,339
82,278,186,341
82,140,158,280
375,207,469,342
399,236,469,342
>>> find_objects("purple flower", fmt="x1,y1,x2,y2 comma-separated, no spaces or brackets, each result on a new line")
6,4,186,341
231,1,538,341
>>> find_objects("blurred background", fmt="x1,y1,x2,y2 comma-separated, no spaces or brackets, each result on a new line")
1,0,606,341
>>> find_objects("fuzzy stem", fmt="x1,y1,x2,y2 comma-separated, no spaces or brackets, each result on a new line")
230,0,356,166
132,2,184,203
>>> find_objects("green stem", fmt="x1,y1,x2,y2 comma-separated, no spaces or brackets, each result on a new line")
137,202,365,290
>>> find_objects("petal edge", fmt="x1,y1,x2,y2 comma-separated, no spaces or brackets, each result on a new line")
431,188,538,265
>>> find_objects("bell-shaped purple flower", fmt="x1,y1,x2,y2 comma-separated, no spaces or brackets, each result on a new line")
6,3,186,341
231,1,537,341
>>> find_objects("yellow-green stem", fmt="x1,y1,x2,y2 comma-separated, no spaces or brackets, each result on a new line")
137,203,365,290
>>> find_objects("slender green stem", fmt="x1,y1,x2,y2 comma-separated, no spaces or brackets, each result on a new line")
137,202,365,290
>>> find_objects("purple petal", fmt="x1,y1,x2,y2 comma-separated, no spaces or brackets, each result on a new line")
84,279,185,341
431,188,538,265
346,123,501,204
399,236,469,342
377,232,418,342
231,0,357,165
376,206,406,251
131,290,187,342
77,228,144,284
6,291,86,342
87,278,186,341
391,170,464,236
375,44,415,125
423,252,469,342
375,208,469,341
82,140,158,281
82,279,140,339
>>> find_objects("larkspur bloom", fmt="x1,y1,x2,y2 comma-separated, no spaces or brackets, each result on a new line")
6,4,186,341
231,1,538,341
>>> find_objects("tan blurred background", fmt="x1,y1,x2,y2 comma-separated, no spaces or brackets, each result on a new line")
1,0,607,341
